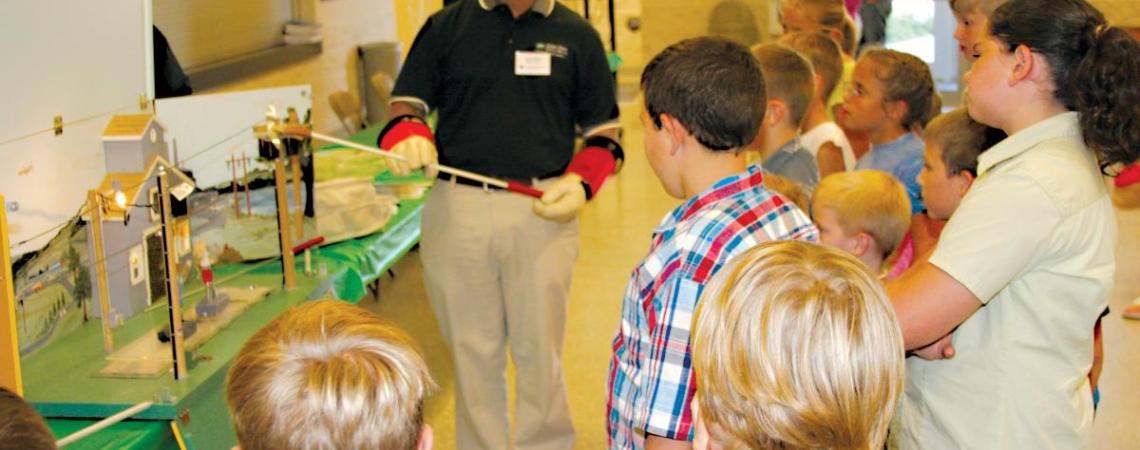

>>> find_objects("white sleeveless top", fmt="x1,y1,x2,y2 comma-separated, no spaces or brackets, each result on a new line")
801,122,856,171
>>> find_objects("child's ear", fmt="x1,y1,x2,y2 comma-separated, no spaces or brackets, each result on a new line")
765,100,787,128
659,113,690,154
813,73,826,98
417,425,434,450
1009,44,1037,86
954,170,977,196
853,231,875,258
885,99,910,124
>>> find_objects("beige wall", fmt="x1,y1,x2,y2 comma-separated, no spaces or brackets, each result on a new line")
640,0,771,77
1090,0,1140,28
396,0,444,59
202,0,403,136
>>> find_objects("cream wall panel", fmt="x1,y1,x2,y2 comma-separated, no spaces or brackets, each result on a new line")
154,0,292,70
641,0,771,77
1090,0,1140,28
202,0,398,136
396,0,443,59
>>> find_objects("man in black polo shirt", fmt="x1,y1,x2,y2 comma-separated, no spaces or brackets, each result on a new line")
377,1,621,449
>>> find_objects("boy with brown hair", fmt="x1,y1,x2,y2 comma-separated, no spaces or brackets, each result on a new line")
915,108,995,221
607,36,817,450
226,300,435,450
779,31,856,175
812,170,912,274
751,43,821,193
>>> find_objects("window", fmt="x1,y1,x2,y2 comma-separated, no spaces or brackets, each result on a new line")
886,0,960,98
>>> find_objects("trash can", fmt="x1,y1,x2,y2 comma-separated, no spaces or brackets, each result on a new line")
358,42,403,126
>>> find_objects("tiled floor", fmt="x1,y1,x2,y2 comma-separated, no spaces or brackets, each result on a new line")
364,100,1140,449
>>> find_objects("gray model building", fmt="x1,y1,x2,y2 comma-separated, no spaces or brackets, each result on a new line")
85,115,194,324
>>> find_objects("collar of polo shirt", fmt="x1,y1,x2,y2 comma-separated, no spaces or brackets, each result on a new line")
479,0,555,17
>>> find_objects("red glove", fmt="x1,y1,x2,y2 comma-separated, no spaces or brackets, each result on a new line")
377,115,437,177
566,135,624,199
533,135,623,222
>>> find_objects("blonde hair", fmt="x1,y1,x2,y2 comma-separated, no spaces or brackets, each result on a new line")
857,49,937,130
752,43,816,126
764,173,811,213
226,300,434,450
949,0,1007,15
778,31,843,105
692,240,905,450
813,170,911,256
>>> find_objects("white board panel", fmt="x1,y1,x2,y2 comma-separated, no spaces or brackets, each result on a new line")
0,0,150,255
154,85,312,189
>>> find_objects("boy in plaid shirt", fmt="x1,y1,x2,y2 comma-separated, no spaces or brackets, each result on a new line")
606,36,819,450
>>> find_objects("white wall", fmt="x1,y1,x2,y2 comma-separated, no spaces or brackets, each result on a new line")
0,0,151,255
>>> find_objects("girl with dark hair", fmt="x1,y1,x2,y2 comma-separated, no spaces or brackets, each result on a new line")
885,1,1140,448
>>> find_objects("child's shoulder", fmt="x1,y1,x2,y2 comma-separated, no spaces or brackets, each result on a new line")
789,141,816,159
675,186,812,245
804,121,844,137
672,188,816,280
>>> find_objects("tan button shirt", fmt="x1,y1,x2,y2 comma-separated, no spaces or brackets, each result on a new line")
892,112,1115,450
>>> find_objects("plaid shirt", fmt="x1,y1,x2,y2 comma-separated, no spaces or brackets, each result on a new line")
606,165,818,449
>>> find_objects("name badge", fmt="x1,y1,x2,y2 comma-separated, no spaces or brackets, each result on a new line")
515,51,552,76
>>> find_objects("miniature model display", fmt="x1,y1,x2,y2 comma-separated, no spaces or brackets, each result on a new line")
10,91,435,364
263,113,554,244
186,133,316,263
154,87,319,266
265,119,548,199
0,9,437,445
11,223,91,357
10,115,197,357
192,242,230,318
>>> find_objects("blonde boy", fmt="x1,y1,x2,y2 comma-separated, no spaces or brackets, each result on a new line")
751,43,820,193
691,240,905,450
778,31,856,175
812,170,911,274
226,300,435,450
949,0,1007,60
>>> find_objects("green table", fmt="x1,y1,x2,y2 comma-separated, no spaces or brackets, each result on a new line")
31,126,425,449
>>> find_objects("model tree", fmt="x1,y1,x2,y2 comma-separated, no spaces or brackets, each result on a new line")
66,244,91,322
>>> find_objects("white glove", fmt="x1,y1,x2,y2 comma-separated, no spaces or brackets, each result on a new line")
388,135,439,179
532,174,587,223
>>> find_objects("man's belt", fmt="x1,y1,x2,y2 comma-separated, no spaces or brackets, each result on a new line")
437,168,563,190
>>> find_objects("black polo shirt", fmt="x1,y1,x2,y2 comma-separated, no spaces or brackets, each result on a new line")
392,0,618,180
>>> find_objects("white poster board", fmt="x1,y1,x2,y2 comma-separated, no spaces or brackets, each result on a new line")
0,0,151,255
155,85,312,189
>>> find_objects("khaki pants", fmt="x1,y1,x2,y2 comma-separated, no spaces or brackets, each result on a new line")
421,179,579,450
